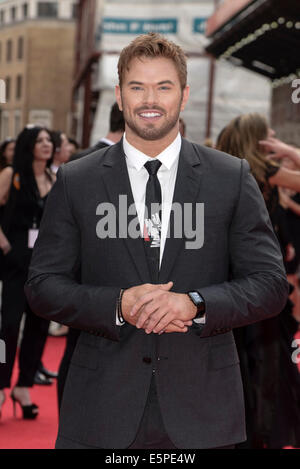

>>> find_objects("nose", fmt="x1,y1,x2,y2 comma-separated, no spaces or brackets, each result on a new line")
43,140,52,149
143,87,158,106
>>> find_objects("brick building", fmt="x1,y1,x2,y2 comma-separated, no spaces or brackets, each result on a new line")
0,0,78,140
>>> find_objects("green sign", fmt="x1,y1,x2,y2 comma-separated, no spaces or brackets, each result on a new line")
193,18,207,34
102,18,178,35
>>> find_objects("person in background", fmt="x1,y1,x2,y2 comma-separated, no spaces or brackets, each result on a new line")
50,131,71,174
70,102,125,161
0,139,16,263
0,138,16,171
217,113,300,449
277,155,300,324
179,117,186,138
218,118,300,193
0,126,56,420
67,137,80,157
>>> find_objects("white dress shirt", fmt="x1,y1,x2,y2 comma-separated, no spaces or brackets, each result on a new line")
99,137,115,146
117,133,205,325
123,132,181,267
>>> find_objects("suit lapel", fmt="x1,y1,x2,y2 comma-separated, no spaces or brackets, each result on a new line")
159,139,204,283
100,140,151,283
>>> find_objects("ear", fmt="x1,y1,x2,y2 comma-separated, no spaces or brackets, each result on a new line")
115,85,123,111
180,85,190,112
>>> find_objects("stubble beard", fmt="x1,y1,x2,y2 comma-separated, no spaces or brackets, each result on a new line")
121,96,183,141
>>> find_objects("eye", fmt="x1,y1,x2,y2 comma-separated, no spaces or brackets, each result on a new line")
131,86,143,91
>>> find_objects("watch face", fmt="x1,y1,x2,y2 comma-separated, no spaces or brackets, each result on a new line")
189,291,201,304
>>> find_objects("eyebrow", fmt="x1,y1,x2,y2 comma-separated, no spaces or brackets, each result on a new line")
127,80,175,86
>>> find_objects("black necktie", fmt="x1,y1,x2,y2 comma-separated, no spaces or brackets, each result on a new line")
143,160,162,283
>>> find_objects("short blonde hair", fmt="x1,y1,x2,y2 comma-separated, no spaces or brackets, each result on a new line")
118,33,187,90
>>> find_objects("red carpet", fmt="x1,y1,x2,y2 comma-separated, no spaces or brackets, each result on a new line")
0,336,66,449
0,332,299,449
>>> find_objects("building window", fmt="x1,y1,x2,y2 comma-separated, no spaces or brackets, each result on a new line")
0,43,2,62
0,10,5,24
23,3,28,19
14,111,21,136
17,37,24,60
1,113,10,141
6,39,12,62
5,77,11,102
37,2,58,18
16,75,22,100
72,3,78,19
11,7,16,22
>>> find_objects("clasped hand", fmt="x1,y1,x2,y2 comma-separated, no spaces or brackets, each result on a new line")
121,282,196,335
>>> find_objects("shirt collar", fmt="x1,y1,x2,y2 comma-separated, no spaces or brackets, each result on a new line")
100,137,114,146
123,133,182,172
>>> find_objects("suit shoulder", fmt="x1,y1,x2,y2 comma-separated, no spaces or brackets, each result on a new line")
62,146,111,178
192,142,245,173
71,142,109,161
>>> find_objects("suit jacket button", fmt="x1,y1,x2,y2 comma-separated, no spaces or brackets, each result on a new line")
143,357,152,364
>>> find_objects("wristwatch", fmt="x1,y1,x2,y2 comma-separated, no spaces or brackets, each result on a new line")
187,291,206,319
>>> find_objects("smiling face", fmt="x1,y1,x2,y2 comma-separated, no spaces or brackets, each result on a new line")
116,56,189,151
33,130,53,162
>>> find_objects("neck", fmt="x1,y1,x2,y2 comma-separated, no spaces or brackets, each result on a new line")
105,131,123,144
52,155,61,167
32,159,47,176
125,125,179,157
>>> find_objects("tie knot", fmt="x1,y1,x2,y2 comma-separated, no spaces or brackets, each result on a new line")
144,160,162,176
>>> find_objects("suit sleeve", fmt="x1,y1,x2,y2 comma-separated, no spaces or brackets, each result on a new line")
197,159,289,338
25,166,121,341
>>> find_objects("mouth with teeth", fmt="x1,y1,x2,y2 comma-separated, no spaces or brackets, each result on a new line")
138,110,164,122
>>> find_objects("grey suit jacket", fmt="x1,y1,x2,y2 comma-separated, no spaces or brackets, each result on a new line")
25,138,289,449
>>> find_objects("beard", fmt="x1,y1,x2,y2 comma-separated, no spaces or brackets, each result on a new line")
121,98,183,141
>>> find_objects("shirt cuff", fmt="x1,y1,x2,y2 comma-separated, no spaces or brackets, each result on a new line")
116,311,125,326
193,314,206,324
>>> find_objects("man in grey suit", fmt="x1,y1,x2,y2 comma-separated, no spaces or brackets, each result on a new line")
25,33,288,449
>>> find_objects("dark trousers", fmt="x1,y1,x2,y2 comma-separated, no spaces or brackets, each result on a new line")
57,327,80,411
129,376,235,450
0,260,49,389
129,375,176,449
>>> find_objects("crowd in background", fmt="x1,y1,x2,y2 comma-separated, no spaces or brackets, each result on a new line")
0,105,299,448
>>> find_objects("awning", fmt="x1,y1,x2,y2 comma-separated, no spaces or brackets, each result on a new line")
205,0,300,82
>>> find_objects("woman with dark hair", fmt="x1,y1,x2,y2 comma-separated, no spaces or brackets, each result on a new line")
0,138,15,171
0,139,16,254
50,131,71,174
0,126,55,420
217,113,300,449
